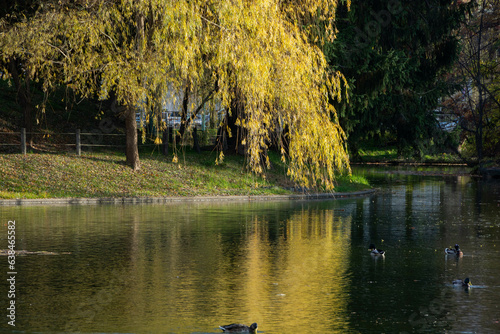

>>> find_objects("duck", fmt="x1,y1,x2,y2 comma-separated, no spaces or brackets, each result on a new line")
453,277,471,287
445,244,463,257
219,323,258,333
368,243,385,256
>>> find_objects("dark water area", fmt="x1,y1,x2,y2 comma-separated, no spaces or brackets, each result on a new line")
1,166,499,333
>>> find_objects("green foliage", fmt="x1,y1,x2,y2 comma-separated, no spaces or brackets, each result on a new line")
327,0,470,157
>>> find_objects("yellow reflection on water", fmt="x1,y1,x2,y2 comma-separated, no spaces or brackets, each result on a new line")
246,209,352,333
130,207,354,333
7,204,353,333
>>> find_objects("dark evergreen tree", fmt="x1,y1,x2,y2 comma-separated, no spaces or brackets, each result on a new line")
328,0,471,158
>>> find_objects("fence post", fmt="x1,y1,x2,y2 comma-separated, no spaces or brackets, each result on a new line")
76,129,81,156
21,128,26,154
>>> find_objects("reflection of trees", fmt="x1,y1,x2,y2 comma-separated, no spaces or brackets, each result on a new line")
350,174,481,244
346,172,500,332
110,202,354,332
12,202,354,332
240,210,353,332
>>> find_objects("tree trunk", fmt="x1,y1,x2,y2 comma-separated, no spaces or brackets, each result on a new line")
225,91,245,155
280,124,290,156
125,105,140,171
192,127,201,153
9,59,33,146
476,88,484,168
162,128,169,156
475,1,485,169
124,4,144,171
178,83,190,141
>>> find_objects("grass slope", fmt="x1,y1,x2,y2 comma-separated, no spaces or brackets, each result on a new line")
0,150,370,199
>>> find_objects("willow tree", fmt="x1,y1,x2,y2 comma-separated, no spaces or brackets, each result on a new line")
204,0,351,189
1,0,351,189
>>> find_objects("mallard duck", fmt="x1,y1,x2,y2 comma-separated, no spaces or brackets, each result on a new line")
453,278,471,287
368,244,385,255
219,323,258,333
445,244,463,256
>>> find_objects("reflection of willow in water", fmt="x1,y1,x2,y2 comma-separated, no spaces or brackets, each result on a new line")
7,203,353,333
119,207,354,333
239,210,352,333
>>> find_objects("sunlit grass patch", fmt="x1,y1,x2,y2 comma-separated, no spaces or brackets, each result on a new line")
333,173,370,193
357,147,463,164
357,148,398,161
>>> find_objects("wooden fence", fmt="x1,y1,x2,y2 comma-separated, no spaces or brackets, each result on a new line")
0,128,126,155
0,127,216,154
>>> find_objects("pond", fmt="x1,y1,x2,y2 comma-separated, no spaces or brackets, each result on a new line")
1,166,500,333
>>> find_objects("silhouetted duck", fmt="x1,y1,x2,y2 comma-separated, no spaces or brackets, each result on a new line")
445,244,463,257
369,244,385,256
219,323,258,333
453,278,471,287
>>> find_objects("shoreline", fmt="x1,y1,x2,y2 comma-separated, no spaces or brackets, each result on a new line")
0,189,376,206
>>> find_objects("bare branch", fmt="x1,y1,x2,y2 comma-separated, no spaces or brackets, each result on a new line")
200,15,228,33
45,42,70,61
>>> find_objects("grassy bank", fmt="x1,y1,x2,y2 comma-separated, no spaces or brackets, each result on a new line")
0,150,370,199
355,146,465,164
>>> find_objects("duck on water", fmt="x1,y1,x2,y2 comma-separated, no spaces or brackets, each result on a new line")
445,244,463,257
453,278,471,287
219,323,258,333
368,244,385,256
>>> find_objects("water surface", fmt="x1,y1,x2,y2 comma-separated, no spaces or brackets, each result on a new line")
1,166,499,333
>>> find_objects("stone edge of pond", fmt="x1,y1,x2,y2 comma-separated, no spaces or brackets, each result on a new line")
0,189,376,206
